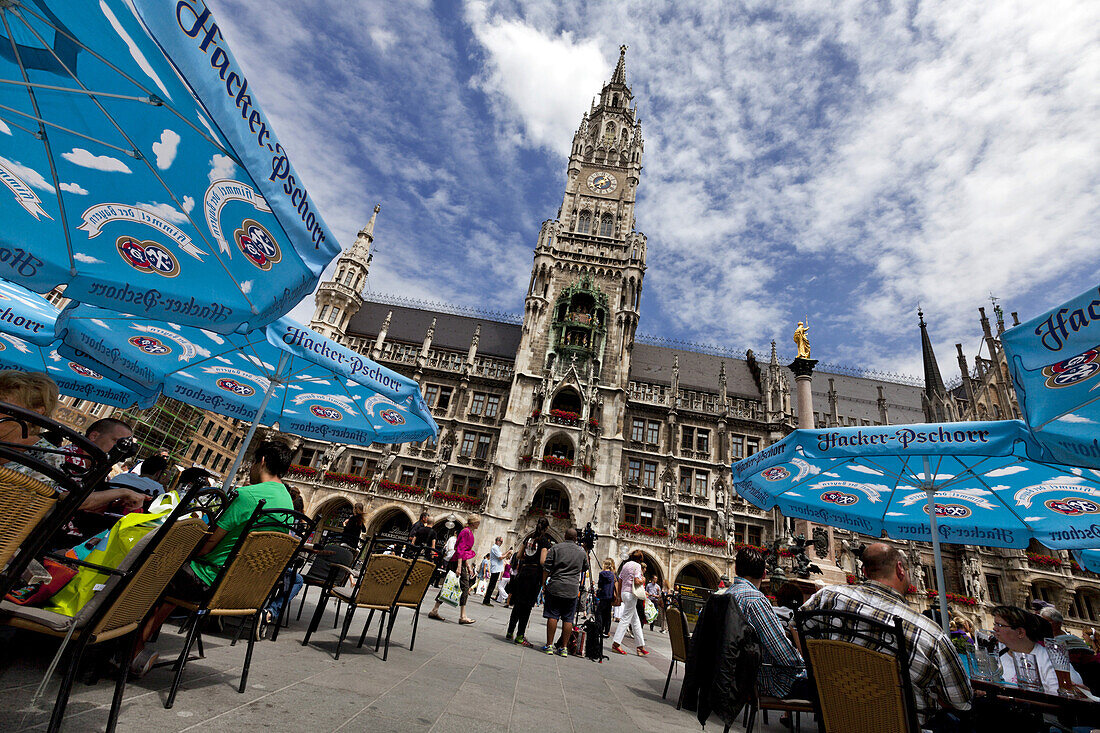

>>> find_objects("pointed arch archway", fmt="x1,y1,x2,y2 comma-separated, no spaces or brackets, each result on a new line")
312,495,353,540
674,560,720,591
367,503,414,539
618,549,665,586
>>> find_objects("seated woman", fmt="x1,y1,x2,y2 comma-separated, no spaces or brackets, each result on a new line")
992,604,1086,694
0,370,65,484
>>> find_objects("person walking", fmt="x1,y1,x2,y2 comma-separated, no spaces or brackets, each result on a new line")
596,558,617,637
429,516,480,624
612,549,649,656
483,536,510,605
505,518,551,645
540,528,588,657
646,575,664,632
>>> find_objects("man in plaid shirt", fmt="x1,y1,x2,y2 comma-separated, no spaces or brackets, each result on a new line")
801,543,973,728
726,548,810,699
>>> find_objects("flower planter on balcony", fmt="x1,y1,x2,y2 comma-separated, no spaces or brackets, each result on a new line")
431,490,482,508
618,523,668,538
925,590,979,607
676,532,725,549
286,464,318,479
1026,553,1063,569
379,480,427,498
541,456,573,470
324,471,373,489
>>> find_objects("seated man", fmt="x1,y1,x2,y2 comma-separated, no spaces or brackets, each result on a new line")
801,543,972,730
133,440,295,675
67,418,146,514
726,547,809,699
109,452,169,498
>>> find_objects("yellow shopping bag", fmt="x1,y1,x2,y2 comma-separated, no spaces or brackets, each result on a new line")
42,508,170,617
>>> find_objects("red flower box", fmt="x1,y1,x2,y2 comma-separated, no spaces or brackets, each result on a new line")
541,456,573,469
581,465,594,476
677,532,725,548
733,542,768,555
520,455,533,464
1026,552,1062,568
550,409,580,422
925,590,979,607
846,574,859,585
287,464,318,478
552,511,569,519
431,490,481,508
906,585,919,595
618,522,668,538
379,480,426,496
325,471,372,488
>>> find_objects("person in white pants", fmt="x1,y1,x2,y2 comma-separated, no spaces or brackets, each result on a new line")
611,550,649,656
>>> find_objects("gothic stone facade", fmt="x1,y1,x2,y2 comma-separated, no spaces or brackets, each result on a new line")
276,49,1099,633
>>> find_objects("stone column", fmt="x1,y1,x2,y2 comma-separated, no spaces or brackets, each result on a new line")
788,357,822,547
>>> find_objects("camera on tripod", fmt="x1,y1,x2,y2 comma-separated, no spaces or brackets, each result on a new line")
577,522,598,552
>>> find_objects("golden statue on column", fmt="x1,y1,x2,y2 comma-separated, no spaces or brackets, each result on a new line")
793,321,811,359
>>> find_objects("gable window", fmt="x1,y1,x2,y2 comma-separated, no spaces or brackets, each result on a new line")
642,461,657,488
424,384,439,407
681,426,695,452
437,386,453,410
460,432,476,457
470,392,486,415
627,458,642,484
747,525,762,547
985,575,1003,605
400,466,416,485
639,506,654,527
695,429,710,454
746,438,760,456
475,434,492,460
624,504,638,524
693,470,708,497
631,418,645,442
485,394,500,418
646,420,660,445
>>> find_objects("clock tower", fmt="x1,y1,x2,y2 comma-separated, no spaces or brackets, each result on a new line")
489,46,647,544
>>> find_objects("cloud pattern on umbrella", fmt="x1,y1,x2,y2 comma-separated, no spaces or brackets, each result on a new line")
1003,284,1100,469
55,305,437,446
0,1,338,333
732,421,1100,549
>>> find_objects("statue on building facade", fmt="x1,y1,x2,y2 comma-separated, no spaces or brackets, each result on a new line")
837,539,857,574
962,554,985,603
791,534,822,579
793,321,811,359
906,543,926,592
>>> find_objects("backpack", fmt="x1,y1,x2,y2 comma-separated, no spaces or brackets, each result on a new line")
584,617,607,662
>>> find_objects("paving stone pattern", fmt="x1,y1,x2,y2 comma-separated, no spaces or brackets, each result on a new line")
0,597,797,732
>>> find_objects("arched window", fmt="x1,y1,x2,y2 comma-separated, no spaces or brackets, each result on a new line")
612,93,619,107
577,210,592,234
598,213,614,237
327,307,340,324
343,270,355,286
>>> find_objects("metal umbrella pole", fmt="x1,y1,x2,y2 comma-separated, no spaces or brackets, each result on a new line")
923,456,951,634
222,352,289,491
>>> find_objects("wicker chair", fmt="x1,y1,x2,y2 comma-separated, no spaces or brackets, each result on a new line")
663,597,691,707
744,664,815,733
302,537,419,661
794,608,920,733
163,503,313,709
1,494,208,732
389,557,437,651
0,402,134,599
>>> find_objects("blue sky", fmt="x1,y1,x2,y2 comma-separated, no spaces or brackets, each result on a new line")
211,0,1099,380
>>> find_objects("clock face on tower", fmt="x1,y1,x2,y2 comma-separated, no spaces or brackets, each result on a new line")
586,171,618,194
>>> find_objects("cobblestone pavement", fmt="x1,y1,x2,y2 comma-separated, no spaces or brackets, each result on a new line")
1,595,799,732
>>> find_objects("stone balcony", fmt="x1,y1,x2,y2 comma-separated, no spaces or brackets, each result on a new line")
285,468,488,513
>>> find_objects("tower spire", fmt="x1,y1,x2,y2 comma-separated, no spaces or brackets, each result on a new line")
919,308,947,398
611,45,628,85
360,203,381,239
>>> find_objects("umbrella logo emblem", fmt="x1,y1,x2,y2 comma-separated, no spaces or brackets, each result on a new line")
379,408,405,426
128,336,172,356
234,219,282,271
1045,497,1100,516
310,405,343,421
1042,347,1100,388
923,503,972,518
821,490,858,506
116,237,180,278
761,467,790,481
68,362,101,379
216,377,256,397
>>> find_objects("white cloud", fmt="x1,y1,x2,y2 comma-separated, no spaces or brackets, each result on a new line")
848,465,885,476
370,28,397,52
201,329,225,344
465,5,608,154
240,280,253,294
152,129,180,169
208,154,236,183
0,119,10,135
181,195,195,214
137,202,188,224
1058,413,1097,424
104,0,170,99
62,148,132,173
73,252,104,264
985,465,1029,477
59,182,88,195
0,156,53,191
91,319,109,328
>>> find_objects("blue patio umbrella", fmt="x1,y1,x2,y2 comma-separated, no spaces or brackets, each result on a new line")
732,420,1100,630
0,331,155,408
0,276,59,345
0,1,339,333
1003,284,1100,469
55,304,438,485
1072,550,1100,574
